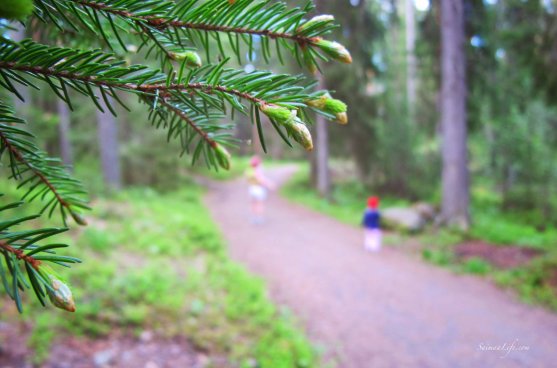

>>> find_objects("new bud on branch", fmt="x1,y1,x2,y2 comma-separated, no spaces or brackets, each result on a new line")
307,94,349,125
314,39,353,64
46,274,76,312
213,143,231,171
259,103,313,151
169,51,202,68
258,103,293,123
297,15,335,33
70,211,88,226
283,117,313,151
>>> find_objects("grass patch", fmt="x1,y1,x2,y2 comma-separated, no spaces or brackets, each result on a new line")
0,182,318,367
470,209,557,249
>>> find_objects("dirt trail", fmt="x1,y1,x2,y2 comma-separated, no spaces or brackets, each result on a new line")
205,165,557,368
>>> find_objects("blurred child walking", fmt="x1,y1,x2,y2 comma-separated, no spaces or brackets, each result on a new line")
362,196,382,252
246,156,275,224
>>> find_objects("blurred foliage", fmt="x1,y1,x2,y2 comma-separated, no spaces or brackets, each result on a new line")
0,183,318,366
282,164,411,226
494,250,557,312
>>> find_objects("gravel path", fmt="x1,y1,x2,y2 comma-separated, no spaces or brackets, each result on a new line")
205,165,557,368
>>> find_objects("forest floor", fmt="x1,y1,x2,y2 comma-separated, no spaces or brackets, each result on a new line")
205,165,557,368
1,184,315,368
0,318,210,368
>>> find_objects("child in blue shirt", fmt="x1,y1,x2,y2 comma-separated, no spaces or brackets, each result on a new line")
362,196,381,252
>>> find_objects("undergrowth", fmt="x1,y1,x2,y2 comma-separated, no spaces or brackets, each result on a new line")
0,181,318,367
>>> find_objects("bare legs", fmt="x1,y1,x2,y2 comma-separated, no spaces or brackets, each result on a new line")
251,199,265,224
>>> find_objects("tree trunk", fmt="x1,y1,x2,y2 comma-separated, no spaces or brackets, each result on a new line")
57,100,74,168
405,0,417,121
10,24,30,114
440,0,470,229
308,0,331,198
314,75,331,198
96,95,122,190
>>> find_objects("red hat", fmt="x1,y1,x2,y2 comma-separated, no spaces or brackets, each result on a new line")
250,155,261,167
367,196,379,209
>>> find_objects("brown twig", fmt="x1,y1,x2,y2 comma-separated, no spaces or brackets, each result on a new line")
0,240,42,270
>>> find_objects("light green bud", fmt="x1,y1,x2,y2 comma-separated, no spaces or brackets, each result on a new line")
214,144,231,171
314,38,352,64
47,275,76,312
324,98,347,114
297,15,335,33
169,51,202,68
284,116,313,151
307,94,348,124
259,103,294,124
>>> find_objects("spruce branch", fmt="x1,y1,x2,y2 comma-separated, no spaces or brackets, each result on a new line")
35,0,350,69
0,101,89,224
0,39,347,153
0,42,308,109
0,131,69,210
0,197,79,312
0,39,317,118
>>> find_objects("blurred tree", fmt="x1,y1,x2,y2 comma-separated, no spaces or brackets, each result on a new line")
57,99,73,167
317,0,383,181
313,73,331,198
96,95,122,190
313,0,331,198
405,0,417,121
440,0,470,229
0,0,351,312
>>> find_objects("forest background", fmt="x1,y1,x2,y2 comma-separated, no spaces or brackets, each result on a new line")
2,0,557,366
